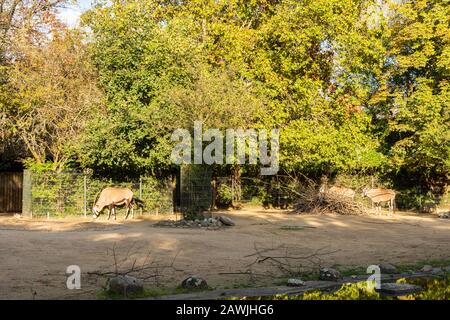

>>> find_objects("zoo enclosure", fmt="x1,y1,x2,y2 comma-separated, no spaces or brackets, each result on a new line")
22,170,174,218
19,168,450,218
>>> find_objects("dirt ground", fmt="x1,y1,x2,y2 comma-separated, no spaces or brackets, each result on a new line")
0,207,449,299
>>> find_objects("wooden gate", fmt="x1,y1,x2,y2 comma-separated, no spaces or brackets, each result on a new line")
0,172,23,213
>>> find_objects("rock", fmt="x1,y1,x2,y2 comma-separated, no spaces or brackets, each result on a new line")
287,278,305,287
218,216,235,226
421,204,437,214
379,263,397,274
421,265,433,272
181,276,208,290
108,275,144,296
431,268,444,275
438,212,450,219
319,268,342,281
215,220,223,227
376,283,422,296
201,220,209,227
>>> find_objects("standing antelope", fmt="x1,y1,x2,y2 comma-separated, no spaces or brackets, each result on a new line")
93,187,144,220
362,187,396,216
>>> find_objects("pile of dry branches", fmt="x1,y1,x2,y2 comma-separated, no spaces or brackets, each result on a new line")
281,176,365,215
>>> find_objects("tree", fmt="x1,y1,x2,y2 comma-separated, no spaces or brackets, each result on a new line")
370,0,450,190
2,26,102,171
77,1,265,177
242,0,387,175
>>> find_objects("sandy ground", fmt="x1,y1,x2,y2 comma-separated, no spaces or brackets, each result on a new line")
0,207,449,299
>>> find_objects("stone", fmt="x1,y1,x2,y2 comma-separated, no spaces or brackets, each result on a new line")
287,278,305,287
108,275,144,296
379,263,397,274
421,204,437,214
444,266,450,272
218,216,235,226
215,220,223,227
376,283,422,296
181,276,208,290
319,268,342,281
438,212,450,219
201,220,209,227
431,268,444,275
421,265,433,272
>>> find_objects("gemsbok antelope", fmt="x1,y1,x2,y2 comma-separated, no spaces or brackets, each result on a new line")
362,187,396,216
319,184,356,200
93,187,144,220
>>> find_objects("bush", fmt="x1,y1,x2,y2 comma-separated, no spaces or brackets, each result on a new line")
216,183,233,208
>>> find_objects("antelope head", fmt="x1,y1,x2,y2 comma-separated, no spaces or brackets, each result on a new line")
362,187,370,197
92,204,101,218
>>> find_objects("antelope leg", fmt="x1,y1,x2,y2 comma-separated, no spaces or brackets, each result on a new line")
124,199,131,220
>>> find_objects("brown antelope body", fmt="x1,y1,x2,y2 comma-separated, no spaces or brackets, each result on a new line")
320,185,356,200
362,188,396,216
93,187,139,220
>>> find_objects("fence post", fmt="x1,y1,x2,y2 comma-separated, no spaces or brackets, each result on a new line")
139,176,143,216
22,169,32,218
83,174,87,218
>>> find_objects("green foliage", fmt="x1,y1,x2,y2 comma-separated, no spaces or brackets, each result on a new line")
395,187,437,210
397,277,450,300
180,165,212,218
267,277,450,300
216,183,233,208
370,0,450,188
301,282,381,300
1,0,449,202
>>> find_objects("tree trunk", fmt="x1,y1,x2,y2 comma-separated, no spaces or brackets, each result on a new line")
231,165,241,209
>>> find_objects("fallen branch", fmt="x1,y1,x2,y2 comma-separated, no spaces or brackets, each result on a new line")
246,242,341,276
87,243,182,286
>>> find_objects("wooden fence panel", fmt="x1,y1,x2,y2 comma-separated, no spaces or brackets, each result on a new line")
0,172,23,213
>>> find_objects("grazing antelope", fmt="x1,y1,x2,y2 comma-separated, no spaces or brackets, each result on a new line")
93,187,144,220
319,184,356,200
362,187,396,216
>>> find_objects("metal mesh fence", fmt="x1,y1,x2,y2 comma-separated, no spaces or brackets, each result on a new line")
180,165,212,217
24,170,173,218
212,176,293,208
